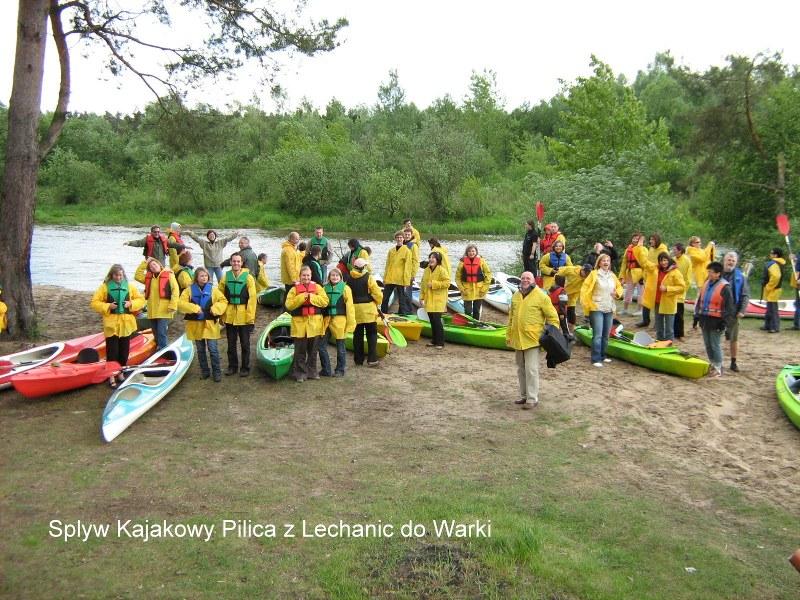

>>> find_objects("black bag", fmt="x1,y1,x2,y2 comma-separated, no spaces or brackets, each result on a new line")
539,323,571,368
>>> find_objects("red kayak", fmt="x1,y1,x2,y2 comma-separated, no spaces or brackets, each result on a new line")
0,332,107,390
685,298,795,319
10,330,156,399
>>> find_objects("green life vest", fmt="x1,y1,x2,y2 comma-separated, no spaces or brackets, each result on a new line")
177,266,195,286
324,281,347,316
310,236,330,260
224,271,250,306
106,279,129,314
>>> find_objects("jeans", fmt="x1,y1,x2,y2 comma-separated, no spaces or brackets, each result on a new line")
106,335,131,366
318,331,346,375
150,318,169,350
196,339,221,376
428,312,445,346
764,302,780,332
353,322,378,364
654,305,675,341
226,323,253,370
209,267,224,285
674,302,685,338
588,311,613,363
640,306,651,325
463,299,482,320
701,325,724,370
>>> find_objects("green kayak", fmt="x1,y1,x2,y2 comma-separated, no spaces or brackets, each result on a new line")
256,312,294,380
407,314,511,351
573,325,710,379
776,365,800,430
257,285,285,308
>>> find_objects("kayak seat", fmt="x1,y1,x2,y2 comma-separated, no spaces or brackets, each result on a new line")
787,374,800,394
76,348,100,364
271,336,293,347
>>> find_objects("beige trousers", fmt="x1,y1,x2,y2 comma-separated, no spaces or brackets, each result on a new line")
515,346,540,404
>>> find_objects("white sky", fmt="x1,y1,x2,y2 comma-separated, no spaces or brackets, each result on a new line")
2,0,799,115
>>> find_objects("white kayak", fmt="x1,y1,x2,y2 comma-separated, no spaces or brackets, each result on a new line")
494,271,520,291
101,335,194,442
484,282,514,313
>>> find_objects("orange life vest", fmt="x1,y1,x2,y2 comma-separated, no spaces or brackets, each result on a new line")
144,270,172,299
460,256,485,283
291,282,322,316
697,278,729,318
144,234,170,258
540,231,560,254
625,245,639,269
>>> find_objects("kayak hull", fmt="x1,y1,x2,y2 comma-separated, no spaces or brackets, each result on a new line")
407,315,511,351
385,316,423,341
101,335,194,442
776,365,800,430
483,283,513,314
11,331,156,399
685,298,795,319
341,329,390,358
257,286,286,308
256,312,294,380
574,325,710,379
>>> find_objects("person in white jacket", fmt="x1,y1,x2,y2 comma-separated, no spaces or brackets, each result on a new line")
184,229,240,284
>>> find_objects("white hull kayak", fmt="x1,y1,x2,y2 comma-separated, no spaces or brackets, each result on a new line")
484,282,514,313
101,335,194,442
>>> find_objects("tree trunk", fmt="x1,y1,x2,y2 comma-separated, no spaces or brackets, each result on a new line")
776,152,786,215
0,0,50,338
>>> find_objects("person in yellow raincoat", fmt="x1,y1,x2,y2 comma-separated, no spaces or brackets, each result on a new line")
285,265,329,382
636,248,686,342
218,252,257,377
403,218,421,246
427,239,451,276
580,254,624,367
381,231,414,316
135,257,179,351
0,286,7,333
280,232,302,293
558,263,592,330
672,243,692,339
686,236,716,288
174,250,195,292
167,222,188,270
403,229,420,314
539,239,572,290
90,264,147,387
346,258,383,365
420,251,451,348
618,233,644,316
318,267,355,377
255,253,270,292
761,247,786,333
633,234,669,328
178,267,228,382
455,244,492,320
506,271,560,407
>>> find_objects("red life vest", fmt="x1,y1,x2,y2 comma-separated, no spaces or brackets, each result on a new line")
540,231,560,254
548,286,566,315
291,282,322,316
144,234,170,258
460,256,485,283
697,278,729,318
625,245,639,269
168,230,185,246
144,270,173,299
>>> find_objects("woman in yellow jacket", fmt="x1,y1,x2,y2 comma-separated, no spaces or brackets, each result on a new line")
686,236,715,288
178,267,228,382
218,252,257,376
428,239,451,276
135,257,179,351
318,268,356,377
618,233,644,316
455,244,493,320
255,253,270,292
632,234,669,328
346,258,383,365
506,271,560,407
672,243,692,339
382,231,415,315
420,251,451,348
539,239,572,290
762,248,786,333
634,241,686,340
285,265,329,382
558,263,592,329
580,255,624,366
90,264,148,386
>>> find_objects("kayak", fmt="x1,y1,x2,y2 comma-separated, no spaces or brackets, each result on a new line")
408,313,511,351
341,328,391,358
776,365,800,430
11,330,156,399
494,272,520,291
573,325,710,379
257,285,286,308
0,331,107,390
483,282,514,314
101,334,194,442
256,312,294,380
685,298,795,319
385,315,423,341
410,285,465,313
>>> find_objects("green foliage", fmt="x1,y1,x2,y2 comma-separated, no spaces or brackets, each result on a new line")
39,147,119,205
363,167,413,218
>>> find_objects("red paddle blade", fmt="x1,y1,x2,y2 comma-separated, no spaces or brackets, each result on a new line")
536,201,545,222
451,313,469,325
776,213,791,236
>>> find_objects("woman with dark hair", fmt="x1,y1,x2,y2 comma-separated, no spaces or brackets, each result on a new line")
522,220,540,276
178,267,228,381
90,264,147,387
184,228,240,284
420,252,451,348
428,238,451,275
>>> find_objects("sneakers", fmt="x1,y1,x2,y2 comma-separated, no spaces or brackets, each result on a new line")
239,368,250,377
592,362,603,367
603,358,612,363
225,367,238,376
367,361,380,367
212,373,222,383
514,398,527,405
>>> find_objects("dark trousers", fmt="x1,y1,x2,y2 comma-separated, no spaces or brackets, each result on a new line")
293,336,319,378
429,312,445,346
353,322,378,364
523,257,539,277
381,284,407,314
765,302,780,332
566,306,577,325
226,324,253,370
463,299,482,320
106,335,131,366
674,302,685,338
641,306,651,326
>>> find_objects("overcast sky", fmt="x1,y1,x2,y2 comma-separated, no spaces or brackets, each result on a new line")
2,0,799,115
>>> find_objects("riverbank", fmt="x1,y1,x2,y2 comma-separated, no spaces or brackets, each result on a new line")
1,286,798,598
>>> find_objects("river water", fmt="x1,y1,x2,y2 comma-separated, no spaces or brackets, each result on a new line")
31,225,523,292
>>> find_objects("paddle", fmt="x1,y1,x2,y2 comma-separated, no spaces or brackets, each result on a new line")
776,214,799,284
449,312,496,330
534,200,545,285
118,360,177,374
416,307,430,321
376,308,406,347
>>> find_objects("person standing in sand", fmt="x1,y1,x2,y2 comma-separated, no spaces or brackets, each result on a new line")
696,261,736,378
721,251,750,372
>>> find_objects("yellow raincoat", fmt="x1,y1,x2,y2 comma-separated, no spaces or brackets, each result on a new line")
284,283,329,337
0,289,6,333
686,242,715,287
539,251,573,290
506,287,559,351
90,281,147,338
256,260,269,292
218,271,257,325
674,254,692,301
420,264,451,313
647,243,669,265
280,241,301,285
383,244,414,286
559,265,586,308
178,285,228,340
634,247,685,314
580,269,624,314
322,283,356,340
348,269,383,324
175,266,193,292
763,257,786,302
135,262,179,319
619,244,644,284
167,230,185,270
455,257,492,301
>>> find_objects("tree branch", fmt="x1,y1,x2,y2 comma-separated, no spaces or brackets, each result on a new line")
39,0,71,159
743,57,768,160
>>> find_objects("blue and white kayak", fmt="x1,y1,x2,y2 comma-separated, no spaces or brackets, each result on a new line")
410,283,464,313
484,282,514,314
101,335,194,442
494,271,520,292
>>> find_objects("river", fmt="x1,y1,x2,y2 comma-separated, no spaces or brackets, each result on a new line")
31,225,523,292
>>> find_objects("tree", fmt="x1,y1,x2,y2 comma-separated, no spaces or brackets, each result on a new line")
0,0,346,337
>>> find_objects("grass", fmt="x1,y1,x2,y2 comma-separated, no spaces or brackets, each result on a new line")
2,376,798,599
